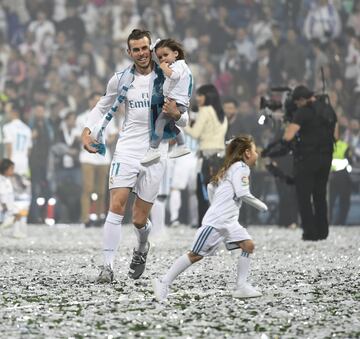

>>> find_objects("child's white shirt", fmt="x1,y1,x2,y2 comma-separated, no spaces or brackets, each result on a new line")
0,175,16,215
203,161,267,228
163,60,193,107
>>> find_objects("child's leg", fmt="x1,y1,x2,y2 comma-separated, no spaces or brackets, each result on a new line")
236,239,255,287
161,225,220,285
161,251,202,285
152,112,170,149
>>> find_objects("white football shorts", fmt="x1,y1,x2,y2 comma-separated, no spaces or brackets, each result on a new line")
108,157,166,203
190,222,252,256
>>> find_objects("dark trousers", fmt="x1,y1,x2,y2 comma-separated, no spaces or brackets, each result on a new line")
294,153,332,240
275,178,298,226
329,170,352,225
28,167,50,223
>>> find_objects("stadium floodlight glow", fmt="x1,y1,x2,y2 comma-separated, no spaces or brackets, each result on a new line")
48,198,56,206
90,213,98,221
45,218,55,226
36,197,46,206
91,193,98,201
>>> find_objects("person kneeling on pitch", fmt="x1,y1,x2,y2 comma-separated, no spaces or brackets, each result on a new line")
153,135,268,301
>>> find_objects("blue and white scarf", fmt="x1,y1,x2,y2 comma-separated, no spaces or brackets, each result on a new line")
93,62,176,155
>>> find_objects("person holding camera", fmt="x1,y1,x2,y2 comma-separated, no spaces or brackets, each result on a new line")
282,85,338,241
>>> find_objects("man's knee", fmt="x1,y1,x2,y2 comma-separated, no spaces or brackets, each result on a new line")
240,239,255,253
109,189,129,215
132,212,148,227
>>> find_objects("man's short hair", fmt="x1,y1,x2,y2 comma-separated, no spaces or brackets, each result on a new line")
127,29,151,49
0,158,14,175
292,85,314,101
223,97,238,107
7,100,21,114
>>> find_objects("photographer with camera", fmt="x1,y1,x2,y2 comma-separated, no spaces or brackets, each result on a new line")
282,85,338,241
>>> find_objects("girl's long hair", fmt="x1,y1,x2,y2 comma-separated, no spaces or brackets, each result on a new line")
211,135,254,185
196,84,225,123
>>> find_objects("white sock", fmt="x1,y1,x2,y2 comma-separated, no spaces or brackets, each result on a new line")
169,190,181,222
134,219,152,252
162,253,192,285
236,251,251,288
150,198,166,234
103,211,123,269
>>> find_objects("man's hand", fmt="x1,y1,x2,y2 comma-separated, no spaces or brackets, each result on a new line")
162,99,181,121
81,128,98,153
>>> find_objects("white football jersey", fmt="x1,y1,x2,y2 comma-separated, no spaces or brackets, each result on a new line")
0,174,16,214
163,60,193,107
3,119,32,175
202,161,251,228
85,65,189,164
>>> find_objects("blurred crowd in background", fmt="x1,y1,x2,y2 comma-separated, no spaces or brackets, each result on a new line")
0,0,359,226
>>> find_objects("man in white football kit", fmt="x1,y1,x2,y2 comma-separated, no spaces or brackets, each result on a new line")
153,136,268,301
3,101,32,177
81,29,188,283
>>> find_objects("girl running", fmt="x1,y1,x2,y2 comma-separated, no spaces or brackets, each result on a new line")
152,135,268,300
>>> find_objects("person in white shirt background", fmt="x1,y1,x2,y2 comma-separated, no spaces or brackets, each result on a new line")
141,38,193,164
153,135,268,301
3,100,32,177
168,131,199,228
2,100,32,229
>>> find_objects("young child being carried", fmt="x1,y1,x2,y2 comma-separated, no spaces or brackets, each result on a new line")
141,38,193,165
152,135,268,301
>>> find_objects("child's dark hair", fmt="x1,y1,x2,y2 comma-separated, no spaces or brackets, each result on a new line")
155,39,185,60
0,158,14,175
127,29,151,49
211,135,254,185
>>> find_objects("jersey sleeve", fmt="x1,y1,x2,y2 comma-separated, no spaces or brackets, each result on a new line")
84,73,120,129
2,125,13,144
231,164,251,198
169,62,182,80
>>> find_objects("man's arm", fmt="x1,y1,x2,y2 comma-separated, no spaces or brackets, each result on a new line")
81,73,120,153
283,123,300,142
81,128,97,154
84,74,119,130
162,99,189,127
